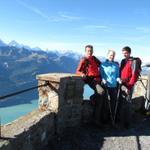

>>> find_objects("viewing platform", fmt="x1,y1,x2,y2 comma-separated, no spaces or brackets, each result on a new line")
0,73,150,150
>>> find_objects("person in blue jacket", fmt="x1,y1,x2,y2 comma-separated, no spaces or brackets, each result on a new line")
100,50,121,123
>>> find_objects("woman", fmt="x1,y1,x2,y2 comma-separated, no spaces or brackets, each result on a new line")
100,50,120,123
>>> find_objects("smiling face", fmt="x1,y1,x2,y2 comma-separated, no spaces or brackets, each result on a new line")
85,46,93,57
122,50,130,59
107,50,115,61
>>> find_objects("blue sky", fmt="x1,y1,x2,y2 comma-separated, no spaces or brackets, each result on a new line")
0,0,150,61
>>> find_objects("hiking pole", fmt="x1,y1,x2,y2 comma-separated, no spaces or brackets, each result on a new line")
114,83,121,124
105,86,115,126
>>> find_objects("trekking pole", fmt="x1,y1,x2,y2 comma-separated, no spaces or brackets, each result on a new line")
105,86,115,126
114,83,121,123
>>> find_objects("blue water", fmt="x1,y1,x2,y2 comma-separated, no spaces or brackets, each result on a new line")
0,85,94,125
83,85,94,100
0,100,38,125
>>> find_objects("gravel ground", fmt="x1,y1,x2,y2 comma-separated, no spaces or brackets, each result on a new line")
47,115,150,150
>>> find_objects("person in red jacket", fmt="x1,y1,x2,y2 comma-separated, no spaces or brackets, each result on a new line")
119,46,138,128
120,46,138,94
76,45,104,96
76,45,104,126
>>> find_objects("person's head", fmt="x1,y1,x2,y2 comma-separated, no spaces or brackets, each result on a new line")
85,45,93,57
122,46,131,59
107,50,116,61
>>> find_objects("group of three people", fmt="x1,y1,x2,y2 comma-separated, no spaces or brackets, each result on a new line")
76,45,140,127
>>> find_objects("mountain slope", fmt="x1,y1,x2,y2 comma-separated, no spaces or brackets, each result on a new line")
0,45,80,107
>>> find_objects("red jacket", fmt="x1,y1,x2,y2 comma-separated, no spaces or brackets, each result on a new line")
76,56,101,82
120,58,138,90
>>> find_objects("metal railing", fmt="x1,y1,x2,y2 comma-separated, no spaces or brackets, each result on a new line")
0,81,50,138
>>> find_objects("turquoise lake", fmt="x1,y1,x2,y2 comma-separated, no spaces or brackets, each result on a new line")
0,85,94,125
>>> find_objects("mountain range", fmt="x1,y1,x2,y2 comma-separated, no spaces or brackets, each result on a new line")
0,39,149,107
0,39,84,107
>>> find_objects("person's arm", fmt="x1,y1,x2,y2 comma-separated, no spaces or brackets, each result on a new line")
119,59,124,76
93,56,101,66
76,58,86,77
127,71,138,90
116,62,122,84
100,63,106,84
116,62,120,79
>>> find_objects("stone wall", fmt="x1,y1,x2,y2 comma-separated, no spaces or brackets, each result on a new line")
0,110,55,150
132,76,148,111
0,74,148,150
37,73,84,133
0,73,84,150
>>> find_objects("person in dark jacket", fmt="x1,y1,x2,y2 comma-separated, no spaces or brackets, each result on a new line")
120,46,138,95
119,46,138,128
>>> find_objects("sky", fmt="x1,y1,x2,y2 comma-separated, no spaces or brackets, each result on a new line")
0,0,150,62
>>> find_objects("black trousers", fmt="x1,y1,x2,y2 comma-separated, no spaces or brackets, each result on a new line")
83,77,105,125
101,87,117,123
107,87,117,117
117,86,134,127
84,76,104,95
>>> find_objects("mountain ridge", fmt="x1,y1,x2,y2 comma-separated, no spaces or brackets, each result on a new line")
0,41,82,107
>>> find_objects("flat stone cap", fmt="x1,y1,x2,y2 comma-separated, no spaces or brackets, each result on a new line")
36,73,81,82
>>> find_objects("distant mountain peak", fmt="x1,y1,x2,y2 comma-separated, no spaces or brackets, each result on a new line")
32,47,42,51
9,40,21,48
8,40,32,50
0,39,7,47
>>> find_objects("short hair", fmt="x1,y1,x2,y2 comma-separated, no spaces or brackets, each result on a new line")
85,45,93,51
122,46,131,54
107,49,116,56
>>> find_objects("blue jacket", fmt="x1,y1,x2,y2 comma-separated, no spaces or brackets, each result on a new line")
100,59,119,87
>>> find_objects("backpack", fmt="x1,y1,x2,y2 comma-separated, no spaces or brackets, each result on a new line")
130,57,142,80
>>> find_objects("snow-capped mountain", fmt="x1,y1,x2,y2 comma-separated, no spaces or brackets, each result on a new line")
32,47,42,51
0,40,81,107
8,40,22,48
0,39,7,47
8,40,32,50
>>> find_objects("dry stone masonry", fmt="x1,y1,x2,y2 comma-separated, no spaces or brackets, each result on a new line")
0,73,148,150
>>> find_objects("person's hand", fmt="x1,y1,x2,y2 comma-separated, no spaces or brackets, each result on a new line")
102,79,107,85
81,74,86,78
116,78,122,84
126,89,129,94
121,85,129,94
81,74,87,80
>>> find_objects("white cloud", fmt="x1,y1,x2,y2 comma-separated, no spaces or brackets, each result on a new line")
57,12,81,21
136,27,150,33
16,0,81,22
134,8,148,15
84,25,108,29
16,0,50,20
83,25,111,32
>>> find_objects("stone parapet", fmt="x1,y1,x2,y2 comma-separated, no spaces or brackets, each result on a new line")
1,74,148,150
0,109,55,150
36,73,84,133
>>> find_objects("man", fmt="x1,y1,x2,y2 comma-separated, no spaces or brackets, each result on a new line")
120,46,139,95
119,46,139,128
76,45,104,96
76,45,104,125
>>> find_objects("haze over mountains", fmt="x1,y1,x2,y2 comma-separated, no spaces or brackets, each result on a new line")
0,39,84,107
0,39,149,107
